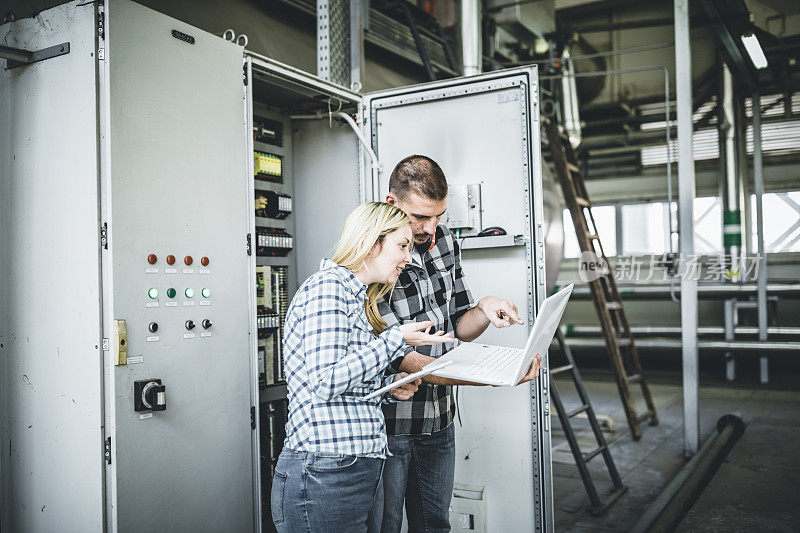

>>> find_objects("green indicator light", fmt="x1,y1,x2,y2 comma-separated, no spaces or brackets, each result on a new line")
201,287,211,298
167,288,176,298
185,288,194,298
148,288,159,299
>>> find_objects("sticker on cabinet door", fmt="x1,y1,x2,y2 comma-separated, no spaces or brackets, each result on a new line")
183,301,194,307
199,301,211,306
183,268,194,274
183,333,195,339
165,268,177,274
146,302,159,308
128,355,144,364
139,412,153,420
200,332,212,338
146,268,158,274
165,302,178,307
199,269,210,274
146,336,159,342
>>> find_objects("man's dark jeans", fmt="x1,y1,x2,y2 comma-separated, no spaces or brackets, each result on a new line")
381,424,455,533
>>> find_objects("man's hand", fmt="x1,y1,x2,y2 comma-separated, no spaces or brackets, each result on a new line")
399,321,456,347
388,372,422,400
516,353,543,385
478,296,524,328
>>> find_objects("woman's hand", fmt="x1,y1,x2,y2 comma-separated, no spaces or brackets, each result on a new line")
399,321,456,346
388,372,422,400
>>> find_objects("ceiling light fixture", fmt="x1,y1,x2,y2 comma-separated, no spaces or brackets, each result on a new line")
741,33,768,70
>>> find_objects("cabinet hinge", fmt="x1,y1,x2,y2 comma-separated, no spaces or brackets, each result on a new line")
100,222,108,250
250,406,256,430
246,233,252,256
104,437,112,464
243,63,249,86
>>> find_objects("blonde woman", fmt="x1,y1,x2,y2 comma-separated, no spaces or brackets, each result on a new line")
272,202,454,533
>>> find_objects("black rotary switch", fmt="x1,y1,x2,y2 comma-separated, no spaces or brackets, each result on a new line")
185,320,195,330
202,319,212,329
148,322,159,333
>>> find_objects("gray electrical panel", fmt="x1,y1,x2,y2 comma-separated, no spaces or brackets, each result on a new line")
1,1,551,531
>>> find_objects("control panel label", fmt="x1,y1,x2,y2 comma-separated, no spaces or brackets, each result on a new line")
145,268,158,274
199,269,211,275
165,302,178,307
184,333,195,339
200,332,212,338
183,268,194,274
146,302,159,308
199,301,211,306
183,301,195,307
128,355,144,364
146,336,159,342
165,268,177,274
139,412,153,420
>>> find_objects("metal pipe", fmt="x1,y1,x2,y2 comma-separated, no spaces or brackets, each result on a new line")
568,283,800,299
561,325,800,337
719,63,744,282
460,0,482,76
535,42,674,64
675,0,699,457
560,49,582,148
630,415,745,533
553,337,800,351
753,91,769,384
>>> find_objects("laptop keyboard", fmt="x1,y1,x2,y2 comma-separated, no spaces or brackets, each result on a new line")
464,346,523,381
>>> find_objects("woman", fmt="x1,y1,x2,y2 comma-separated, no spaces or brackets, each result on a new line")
272,202,454,532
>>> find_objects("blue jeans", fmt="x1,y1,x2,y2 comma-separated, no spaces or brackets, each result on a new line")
271,448,384,532
381,425,456,533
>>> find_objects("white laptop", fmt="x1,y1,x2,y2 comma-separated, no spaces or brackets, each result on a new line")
430,284,574,386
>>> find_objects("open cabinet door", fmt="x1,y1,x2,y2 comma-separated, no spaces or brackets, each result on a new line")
364,68,552,532
101,1,255,530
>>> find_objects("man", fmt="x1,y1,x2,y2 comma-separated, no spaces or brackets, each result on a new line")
378,155,542,532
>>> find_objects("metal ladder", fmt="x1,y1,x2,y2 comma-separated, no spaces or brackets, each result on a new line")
545,120,658,440
551,329,627,515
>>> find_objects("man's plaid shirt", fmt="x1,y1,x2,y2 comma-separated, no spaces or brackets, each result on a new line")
282,259,406,458
378,225,475,435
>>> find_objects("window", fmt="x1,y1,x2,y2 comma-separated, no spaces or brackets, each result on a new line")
750,192,800,253
621,203,671,255
693,196,722,254
563,205,616,258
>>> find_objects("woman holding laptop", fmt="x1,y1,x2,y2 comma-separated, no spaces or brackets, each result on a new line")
272,202,454,532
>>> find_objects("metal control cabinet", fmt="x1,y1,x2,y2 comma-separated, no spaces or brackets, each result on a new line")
1,1,551,531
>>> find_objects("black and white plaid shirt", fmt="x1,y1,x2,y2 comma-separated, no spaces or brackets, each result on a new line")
378,225,475,435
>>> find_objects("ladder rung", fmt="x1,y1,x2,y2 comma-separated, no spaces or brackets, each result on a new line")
636,411,654,424
587,233,599,240
584,445,607,463
575,197,591,207
616,337,632,347
567,404,591,419
605,302,621,310
550,364,574,376
627,373,642,384
567,162,580,173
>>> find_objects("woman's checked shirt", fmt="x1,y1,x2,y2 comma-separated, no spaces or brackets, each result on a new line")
282,259,406,458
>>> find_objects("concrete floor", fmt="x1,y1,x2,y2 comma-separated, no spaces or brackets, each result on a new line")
551,373,800,532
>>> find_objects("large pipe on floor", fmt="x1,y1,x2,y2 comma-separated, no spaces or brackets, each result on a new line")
630,415,746,533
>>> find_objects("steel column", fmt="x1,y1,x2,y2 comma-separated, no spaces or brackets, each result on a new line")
459,0,482,75
753,91,769,383
675,0,700,457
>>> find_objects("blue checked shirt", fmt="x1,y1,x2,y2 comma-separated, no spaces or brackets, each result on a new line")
282,259,406,458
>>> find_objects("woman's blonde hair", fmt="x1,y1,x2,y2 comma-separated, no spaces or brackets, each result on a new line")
331,202,410,334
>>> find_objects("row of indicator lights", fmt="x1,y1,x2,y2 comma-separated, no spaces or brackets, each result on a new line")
147,254,210,266
148,288,211,299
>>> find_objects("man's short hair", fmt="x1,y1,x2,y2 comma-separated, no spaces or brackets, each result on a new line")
388,155,448,202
